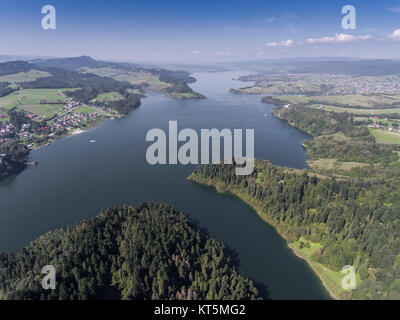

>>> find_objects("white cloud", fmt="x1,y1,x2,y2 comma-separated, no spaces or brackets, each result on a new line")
306,33,371,44
214,50,236,56
266,42,278,47
389,29,400,40
266,39,294,47
265,17,275,24
386,6,400,13
190,50,201,55
283,39,294,47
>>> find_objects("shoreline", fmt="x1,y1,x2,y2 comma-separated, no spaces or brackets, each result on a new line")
287,243,338,300
29,117,112,151
188,173,339,300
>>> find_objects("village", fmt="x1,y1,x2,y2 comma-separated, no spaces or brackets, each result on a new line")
365,115,400,133
0,98,115,149
290,73,400,95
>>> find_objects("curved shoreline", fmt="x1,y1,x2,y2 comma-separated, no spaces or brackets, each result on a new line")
188,173,338,300
287,244,338,300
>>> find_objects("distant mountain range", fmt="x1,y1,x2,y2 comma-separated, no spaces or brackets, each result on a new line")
221,57,400,76
2,54,400,77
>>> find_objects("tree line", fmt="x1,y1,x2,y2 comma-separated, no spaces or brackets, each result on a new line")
0,202,266,300
190,158,400,300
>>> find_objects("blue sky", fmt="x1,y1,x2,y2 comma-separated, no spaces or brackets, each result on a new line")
1,0,400,63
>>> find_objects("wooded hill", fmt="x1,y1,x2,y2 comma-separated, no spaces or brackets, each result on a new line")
0,140,29,181
0,202,265,300
273,106,399,164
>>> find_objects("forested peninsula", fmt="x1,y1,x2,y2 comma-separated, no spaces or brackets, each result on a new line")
0,202,265,300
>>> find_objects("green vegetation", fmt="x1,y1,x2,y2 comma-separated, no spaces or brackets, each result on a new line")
290,237,356,299
19,104,65,119
76,105,98,114
161,82,205,100
17,88,73,104
319,106,400,115
0,140,29,181
262,94,400,116
80,66,204,100
80,67,162,88
0,57,147,181
67,88,141,115
190,102,400,300
0,202,265,300
0,88,77,119
370,129,400,145
308,158,370,178
0,70,51,83
91,92,124,103
0,61,32,76
274,106,399,164
0,82,17,98
189,159,400,300
264,94,400,109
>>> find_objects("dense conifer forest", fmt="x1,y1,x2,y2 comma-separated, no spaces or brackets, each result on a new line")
0,202,264,300
0,140,29,181
190,160,400,299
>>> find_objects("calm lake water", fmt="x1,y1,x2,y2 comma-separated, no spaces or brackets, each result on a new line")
0,71,330,299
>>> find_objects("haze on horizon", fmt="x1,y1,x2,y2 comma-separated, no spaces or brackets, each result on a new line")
1,0,400,64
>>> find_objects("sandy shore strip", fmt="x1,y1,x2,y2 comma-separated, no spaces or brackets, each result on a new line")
71,129,86,135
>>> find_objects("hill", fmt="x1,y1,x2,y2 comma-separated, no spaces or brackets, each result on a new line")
0,61,32,76
0,202,265,300
31,56,110,71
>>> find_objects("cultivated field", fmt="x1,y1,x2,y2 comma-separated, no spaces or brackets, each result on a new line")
0,69,51,83
91,92,124,103
317,105,400,115
309,158,370,172
267,94,400,109
0,88,78,119
18,104,65,118
370,129,400,145
80,67,173,91
0,91,20,110
76,105,98,113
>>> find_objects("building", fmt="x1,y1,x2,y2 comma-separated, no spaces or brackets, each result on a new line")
0,153,6,164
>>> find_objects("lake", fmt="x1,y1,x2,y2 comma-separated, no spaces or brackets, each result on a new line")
0,71,330,300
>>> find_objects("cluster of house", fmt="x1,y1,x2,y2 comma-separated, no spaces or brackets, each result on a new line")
297,74,400,95
1,103,105,143
367,116,400,133
18,124,32,139
63,100,81,112
20,110,104,140
0,123,12,137
350,79,400,95
48,111,103,134
0,95,116,150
